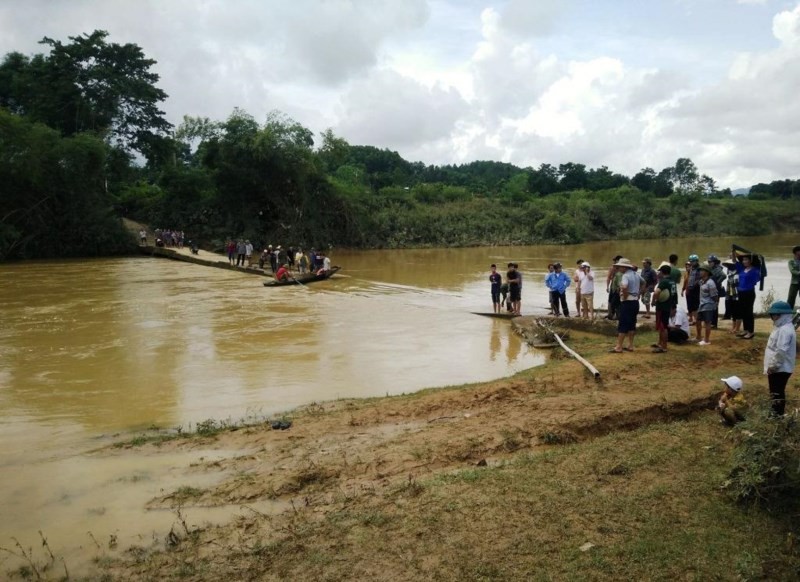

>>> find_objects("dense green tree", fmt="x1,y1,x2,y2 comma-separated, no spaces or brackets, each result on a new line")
528,163,561,196
699,174,717,196
500,173,531,203
0,109,134,259
631,167,655,192
771,179,794,200
587,165,629,191
654,168,675,197
671,157,700,193
558,162,588,190
346,145,414,191
316,129,350,173
0,30,171,157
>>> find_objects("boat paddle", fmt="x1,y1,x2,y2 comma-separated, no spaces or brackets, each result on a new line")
290,272,307,288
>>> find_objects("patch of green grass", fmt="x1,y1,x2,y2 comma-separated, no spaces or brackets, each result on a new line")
111,414,275,449
359,511,392,527
210,415,800,581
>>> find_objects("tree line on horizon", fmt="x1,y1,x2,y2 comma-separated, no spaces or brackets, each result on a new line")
2,30,799,260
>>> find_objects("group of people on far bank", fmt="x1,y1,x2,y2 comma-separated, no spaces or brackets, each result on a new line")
224,240,331,281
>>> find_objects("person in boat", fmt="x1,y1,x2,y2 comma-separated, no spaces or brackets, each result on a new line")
275,263,292,282
316,252,332,276
258,249,270,269
268,245,277,272
295,248,307,273
489,264,502,314
507,262,522,316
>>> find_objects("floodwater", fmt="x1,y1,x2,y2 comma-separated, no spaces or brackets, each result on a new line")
0,234,797,574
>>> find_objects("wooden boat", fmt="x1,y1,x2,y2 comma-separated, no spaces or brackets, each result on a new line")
470,312,520,319
263,266,340,287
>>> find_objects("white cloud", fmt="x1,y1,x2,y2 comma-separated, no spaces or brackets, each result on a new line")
334,69,469,150
773,3,800,46
1,0,800,186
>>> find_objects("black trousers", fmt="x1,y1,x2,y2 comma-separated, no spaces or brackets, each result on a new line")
668,329,689,343
607,290,620,319
712,292,724,327
768,372,792,416
739,289,756,333
551,291,569,316
789,283,799,308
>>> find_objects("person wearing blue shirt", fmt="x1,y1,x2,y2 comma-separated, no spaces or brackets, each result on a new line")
551,262,571,317
610,258,640,353
735,254,761,339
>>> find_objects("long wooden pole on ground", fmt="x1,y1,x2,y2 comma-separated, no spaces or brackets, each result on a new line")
553,332,601,380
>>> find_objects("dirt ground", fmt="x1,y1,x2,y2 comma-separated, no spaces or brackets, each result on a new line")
81,314,797,580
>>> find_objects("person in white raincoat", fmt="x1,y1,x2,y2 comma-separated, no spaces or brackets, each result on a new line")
763,301,797,416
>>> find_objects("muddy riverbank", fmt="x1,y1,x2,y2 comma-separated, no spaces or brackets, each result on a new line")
40,316,798,580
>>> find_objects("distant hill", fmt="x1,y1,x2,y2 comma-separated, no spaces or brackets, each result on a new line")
732,187,750,196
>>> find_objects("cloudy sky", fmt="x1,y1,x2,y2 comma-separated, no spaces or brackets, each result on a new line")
2,0,799,187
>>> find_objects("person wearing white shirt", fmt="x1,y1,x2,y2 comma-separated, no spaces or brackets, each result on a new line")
668,305,690,343
578,262,595,319
316,252,332,276
573,259,584,316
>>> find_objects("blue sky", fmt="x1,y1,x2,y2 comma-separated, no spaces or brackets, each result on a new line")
1,0,799,188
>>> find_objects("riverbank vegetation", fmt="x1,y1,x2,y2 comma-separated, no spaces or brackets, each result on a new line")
3,29,800,261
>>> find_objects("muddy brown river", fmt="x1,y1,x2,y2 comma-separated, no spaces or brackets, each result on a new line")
0,234,797,574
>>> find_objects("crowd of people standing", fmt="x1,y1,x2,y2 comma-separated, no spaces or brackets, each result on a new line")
224,240,332,280
488,245,800,419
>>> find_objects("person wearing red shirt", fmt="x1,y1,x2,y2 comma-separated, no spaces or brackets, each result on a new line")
275,264,291,282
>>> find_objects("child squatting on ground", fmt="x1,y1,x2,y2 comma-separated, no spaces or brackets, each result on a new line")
717,376,747,426
764,301,797,417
